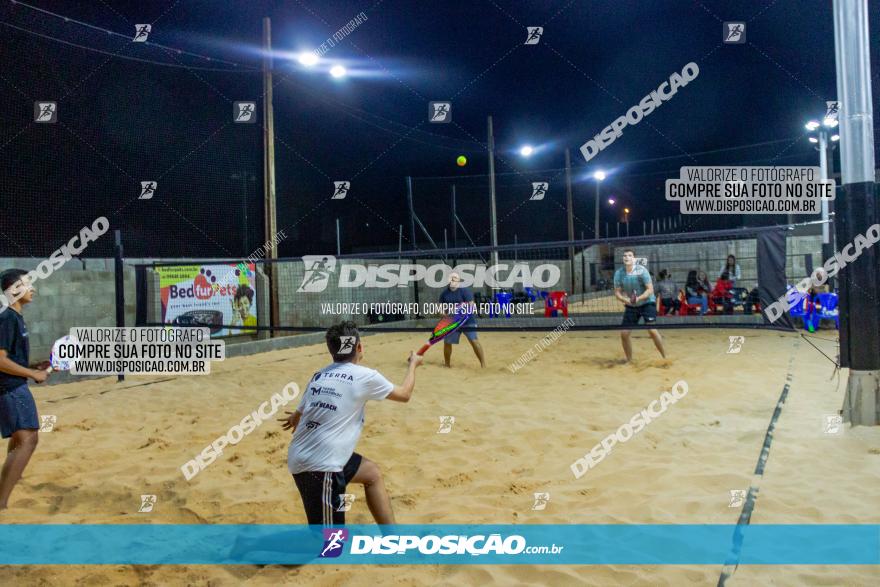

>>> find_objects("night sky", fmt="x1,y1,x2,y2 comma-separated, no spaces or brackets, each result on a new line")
1,1,878,258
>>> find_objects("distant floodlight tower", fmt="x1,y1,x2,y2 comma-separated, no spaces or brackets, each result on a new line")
593,170,607,239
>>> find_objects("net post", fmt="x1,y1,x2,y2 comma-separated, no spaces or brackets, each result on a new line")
406,176,417,250
833,0,880,425
565,148,575,294
487,116,500,268
113,230,125,383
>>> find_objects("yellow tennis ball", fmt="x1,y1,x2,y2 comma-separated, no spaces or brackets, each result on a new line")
456,155,467,167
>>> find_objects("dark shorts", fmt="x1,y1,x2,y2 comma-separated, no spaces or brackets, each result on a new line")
293,452,363,526
622,303,657,327
444,327,478,345
0,384,39,439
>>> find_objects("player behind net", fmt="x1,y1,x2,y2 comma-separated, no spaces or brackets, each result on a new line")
613,250,667,362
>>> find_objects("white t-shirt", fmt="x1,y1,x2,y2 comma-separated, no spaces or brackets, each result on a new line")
287,362,394,474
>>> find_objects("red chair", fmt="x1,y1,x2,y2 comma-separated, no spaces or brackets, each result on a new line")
545,291,569,317
678,290,701,316
709,279,734,314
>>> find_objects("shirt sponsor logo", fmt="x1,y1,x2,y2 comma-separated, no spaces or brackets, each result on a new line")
311,386,343,398
310,400,338,412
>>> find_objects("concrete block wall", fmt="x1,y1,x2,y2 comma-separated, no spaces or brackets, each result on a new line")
0,257,136,361
786,235,823,282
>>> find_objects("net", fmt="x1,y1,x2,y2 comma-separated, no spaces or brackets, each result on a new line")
133,224,826,333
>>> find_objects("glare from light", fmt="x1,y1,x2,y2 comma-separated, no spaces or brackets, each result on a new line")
823,117,839,128
330,65,347,78
298,52,319,67
805,120,820,131
831,134,840,142
519,145,534,157
608,198,616,205
808,137,819,143
624,207,630,214
594,170,607,181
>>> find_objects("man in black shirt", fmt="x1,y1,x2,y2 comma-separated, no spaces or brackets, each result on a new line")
0,269,48,509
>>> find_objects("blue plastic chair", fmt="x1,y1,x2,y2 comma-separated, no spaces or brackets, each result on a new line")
523,287,539,302
490,291,513,318
785,286,811,331
808,292,839,330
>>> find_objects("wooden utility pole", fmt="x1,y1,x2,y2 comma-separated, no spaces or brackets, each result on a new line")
262,17,279,336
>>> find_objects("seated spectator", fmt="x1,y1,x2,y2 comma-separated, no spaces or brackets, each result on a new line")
744,284,761,314
697,270,712,293
686,270,709,315
655,269,680,315
712,272,735,314
720,254,742,286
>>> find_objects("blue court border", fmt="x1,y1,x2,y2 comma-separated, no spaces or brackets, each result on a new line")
0,524,877,565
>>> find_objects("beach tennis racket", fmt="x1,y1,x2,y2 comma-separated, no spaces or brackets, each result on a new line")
45,335,78,372
416,310,473,356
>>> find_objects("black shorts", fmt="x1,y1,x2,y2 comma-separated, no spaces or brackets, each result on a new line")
622,303,657,326
293,452,363,526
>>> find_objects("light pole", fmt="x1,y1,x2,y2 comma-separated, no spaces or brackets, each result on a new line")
593,170,606,239
624,207,631,236
805,118,839,276
487,116,499,268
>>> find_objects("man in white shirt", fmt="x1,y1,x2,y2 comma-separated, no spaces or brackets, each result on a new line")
281,321,422,526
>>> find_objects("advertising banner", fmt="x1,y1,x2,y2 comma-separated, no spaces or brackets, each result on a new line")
156,263,257,336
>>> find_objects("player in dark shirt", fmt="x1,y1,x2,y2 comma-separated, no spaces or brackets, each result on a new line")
0,269,49,509
438,272,485,368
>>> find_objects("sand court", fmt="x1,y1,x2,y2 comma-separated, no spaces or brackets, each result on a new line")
1,328,878,585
